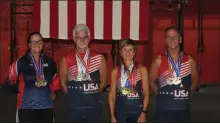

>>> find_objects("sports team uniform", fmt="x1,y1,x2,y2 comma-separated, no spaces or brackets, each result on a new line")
6,52,59,122
156,52,191,122
64,49,102,122
115,62,144,122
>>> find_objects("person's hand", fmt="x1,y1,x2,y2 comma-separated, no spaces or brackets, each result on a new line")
111,116,117,123
138,112,146,123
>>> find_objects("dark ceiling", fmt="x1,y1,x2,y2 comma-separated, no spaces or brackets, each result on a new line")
150,0,220,19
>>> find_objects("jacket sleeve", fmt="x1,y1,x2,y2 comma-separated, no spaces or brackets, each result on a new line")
7,58,22,85
50,61,60,92
3,57,22,93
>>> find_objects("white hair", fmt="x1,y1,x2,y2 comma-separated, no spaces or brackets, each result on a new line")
73,24,90,37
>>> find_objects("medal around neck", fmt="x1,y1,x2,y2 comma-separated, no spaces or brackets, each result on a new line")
41,79,48,86
120,62,137,95
167,77,182,85
29,53,47,87
121,87,129,95
167,52,182,85
35,80,47,87
35,81,41,87
75,49,92,82
74,73,92,82
121,87,136,95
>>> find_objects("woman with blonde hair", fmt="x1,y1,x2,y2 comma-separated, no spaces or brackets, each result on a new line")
109,39,149,123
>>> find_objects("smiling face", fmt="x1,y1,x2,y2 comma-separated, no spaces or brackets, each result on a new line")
74,30,90,49
29,34,43,54
165,29,181,50
120,44,136,61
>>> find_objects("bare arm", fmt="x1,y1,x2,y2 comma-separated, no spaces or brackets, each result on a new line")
188,55,199,95
109,68,118,120
99,55,107,92
59,57,68,95
149,56,161,95
139,65,150,112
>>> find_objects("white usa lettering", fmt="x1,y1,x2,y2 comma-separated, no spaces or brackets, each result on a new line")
127,92,139,98
174,90,188,98
83,83,98,92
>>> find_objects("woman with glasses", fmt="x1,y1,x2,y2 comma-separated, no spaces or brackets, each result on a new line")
109,39,150,123
5,32,59,122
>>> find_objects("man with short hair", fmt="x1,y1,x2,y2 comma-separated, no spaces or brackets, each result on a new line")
59,24,107,122
149,26,198,122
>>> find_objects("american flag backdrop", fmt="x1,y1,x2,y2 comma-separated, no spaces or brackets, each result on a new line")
32,0,149,41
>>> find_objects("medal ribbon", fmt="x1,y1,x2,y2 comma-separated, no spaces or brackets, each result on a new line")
29,53,43,80
121,61,136,88
75,48,90,75
167,52,182,77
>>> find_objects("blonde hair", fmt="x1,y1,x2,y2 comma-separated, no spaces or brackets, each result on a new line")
73,24,90,37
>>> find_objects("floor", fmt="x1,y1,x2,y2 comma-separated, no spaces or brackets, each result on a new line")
0,85,220,123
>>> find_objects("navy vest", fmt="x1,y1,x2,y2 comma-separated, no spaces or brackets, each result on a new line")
157,53,191,110
65,50,102,108
116,65,143,113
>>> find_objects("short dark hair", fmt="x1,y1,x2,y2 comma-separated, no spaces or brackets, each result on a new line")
119,39,136,52
164,26,181,37
27,32,43,44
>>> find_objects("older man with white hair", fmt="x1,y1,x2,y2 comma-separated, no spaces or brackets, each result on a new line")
59,24,107,122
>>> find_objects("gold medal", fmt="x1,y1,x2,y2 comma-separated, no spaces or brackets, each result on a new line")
128,88,136,94
41,80,47,87
121,88,129,95
35,81,41,87
35,79,47,87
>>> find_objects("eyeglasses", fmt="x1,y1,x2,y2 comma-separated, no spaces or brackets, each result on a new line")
166,36,180,41
74,36,89,41
30,40,43,45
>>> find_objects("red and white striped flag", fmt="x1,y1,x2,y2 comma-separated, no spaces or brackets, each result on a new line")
32,0,149,41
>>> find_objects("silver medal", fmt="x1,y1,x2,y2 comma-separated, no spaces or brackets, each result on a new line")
77,73,83,81
173,77,182,85
85,73,92,81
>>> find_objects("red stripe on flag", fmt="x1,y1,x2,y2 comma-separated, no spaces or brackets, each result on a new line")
104,1,112,40
86,1,94,39
121,1,130,39
68,0,76,39
32,1,40,32
50,0,58,39
139,0,149,41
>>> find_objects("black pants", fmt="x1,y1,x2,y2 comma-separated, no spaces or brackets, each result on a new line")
156,108,190,123
66,107,101,123
116,112,141,123
18,109,53,123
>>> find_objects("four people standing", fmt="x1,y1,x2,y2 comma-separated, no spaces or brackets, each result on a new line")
4,25,198,123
